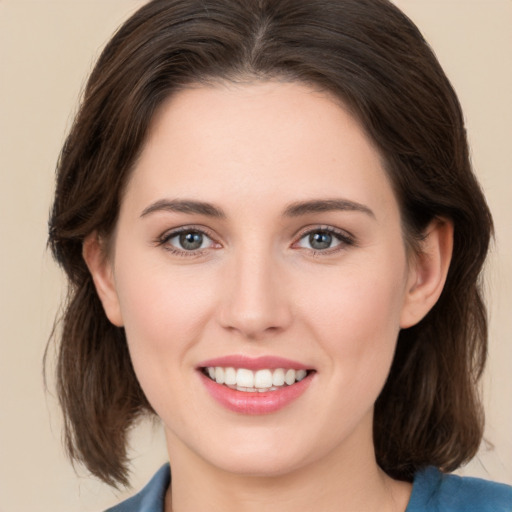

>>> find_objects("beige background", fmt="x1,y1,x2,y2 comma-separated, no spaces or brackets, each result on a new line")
0,1,511,510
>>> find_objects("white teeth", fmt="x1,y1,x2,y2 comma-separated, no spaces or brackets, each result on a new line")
272,368,285,386
296,369,307,381
215,367,225,384
285,369,296,385
254,369,273,388
236,368,254,388
224,367,237,385
207,366,310,391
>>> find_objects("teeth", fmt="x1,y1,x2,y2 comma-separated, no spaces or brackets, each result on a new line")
254,369,273,388
225,367,237,386
272,368,285,386
285,369,296,385
236,368,254,388
215,367,225,384
205,366,310,391
296,369,307,381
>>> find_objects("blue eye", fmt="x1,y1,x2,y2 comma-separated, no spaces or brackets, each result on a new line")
162,229,214,252
308,231,335,250
296,228,352,252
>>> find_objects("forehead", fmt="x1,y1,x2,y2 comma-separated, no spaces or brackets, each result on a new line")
124,81,397,220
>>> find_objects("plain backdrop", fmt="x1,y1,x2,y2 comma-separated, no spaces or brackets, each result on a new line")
0,1,511,511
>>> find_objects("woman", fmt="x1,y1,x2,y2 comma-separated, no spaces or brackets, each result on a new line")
48,0,512,510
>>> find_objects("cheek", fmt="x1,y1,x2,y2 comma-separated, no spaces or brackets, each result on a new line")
111,238,218,361
116,268,216,350
299,252,408,382
111,253,219,418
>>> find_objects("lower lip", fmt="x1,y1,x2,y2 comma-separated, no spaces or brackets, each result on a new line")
199,371,314,414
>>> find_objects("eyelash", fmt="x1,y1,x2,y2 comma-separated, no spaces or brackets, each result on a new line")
293,226,356,256
156,225,356,257
156,225,219,257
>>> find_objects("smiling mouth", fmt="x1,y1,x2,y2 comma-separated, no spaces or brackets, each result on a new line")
201,367,314,393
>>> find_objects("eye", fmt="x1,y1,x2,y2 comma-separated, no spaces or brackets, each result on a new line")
304,231,337,250
173,231,209,251
294,228,354,253
158,227,218,255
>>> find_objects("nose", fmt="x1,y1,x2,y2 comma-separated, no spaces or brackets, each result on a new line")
217,249,293,340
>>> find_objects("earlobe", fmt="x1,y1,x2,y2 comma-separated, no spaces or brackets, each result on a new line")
82,233,124,327
400,218,454,329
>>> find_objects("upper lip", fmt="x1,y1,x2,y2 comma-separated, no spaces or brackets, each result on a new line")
197,355,311,371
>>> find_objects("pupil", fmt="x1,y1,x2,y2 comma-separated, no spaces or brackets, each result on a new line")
180,232,203,250
310,232,332,250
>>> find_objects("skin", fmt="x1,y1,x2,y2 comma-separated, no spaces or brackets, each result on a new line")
84,81,453,512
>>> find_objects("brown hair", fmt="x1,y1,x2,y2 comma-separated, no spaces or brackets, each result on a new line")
48,0,493,487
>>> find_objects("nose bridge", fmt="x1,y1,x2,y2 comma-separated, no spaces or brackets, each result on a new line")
218,240,291,339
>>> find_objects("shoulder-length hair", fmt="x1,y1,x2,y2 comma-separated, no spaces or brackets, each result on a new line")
48,0,492,487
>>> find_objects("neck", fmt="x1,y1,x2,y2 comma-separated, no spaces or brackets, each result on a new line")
163,422,411,512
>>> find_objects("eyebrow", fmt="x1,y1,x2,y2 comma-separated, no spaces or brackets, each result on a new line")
140,199,226,218
283,199,375,218
140,197,375,220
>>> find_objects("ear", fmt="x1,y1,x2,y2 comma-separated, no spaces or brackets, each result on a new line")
400,218,454,329
82,232,124,327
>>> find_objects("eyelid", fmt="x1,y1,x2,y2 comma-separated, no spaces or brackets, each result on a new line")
292,225,356,253
156,225,221,256
154,224,355,257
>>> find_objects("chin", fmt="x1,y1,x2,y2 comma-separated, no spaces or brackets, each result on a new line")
190,424,337,479
207,449,308,478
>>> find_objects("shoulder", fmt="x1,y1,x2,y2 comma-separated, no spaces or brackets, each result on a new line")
407,466,512,512
104,464,170,512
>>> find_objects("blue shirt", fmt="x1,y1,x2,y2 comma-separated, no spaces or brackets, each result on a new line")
106,464,512,511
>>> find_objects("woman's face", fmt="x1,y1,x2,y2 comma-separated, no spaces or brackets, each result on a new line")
101,82,418,476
